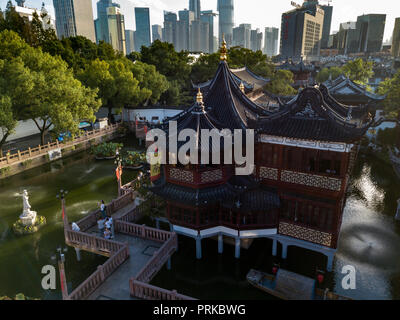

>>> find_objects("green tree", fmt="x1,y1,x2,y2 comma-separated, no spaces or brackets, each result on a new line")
1,4,56,47
342,58,374,85
227,47,273,77
21,48,101,144
378,71,400,118
0,30,101,144
191,52,221,84
140,40,192,82
316,66,344,83
78,58,151,121
265,69,297,96
0,58,34,151
129,60,169,104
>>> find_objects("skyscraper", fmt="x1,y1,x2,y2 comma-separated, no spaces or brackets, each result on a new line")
190,20,209,52
53,0,96,42
280,1,324,60
106,6,126,54
201,10,217,53
320,4,333,49
125,29,135,54
233,24,251,49
217,0,234,47
264,27,279,57
250,29,263,52
135,7,151,51
178,9,195,51
94,0,119,44
163,11,178,47
392,18,400,58
356,14,386,53
152,25,162,42
189,0,201,21
337,21,358,54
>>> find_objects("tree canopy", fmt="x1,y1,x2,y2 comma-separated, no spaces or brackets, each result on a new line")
0,30,101,146
378,71,400,119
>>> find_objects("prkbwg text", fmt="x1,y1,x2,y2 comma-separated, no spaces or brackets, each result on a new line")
153,304,246,317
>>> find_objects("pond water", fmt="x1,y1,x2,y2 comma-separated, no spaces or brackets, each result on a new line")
0,141,399,300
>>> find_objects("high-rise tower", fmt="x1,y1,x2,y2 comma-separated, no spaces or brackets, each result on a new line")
189,0,201,20
53,0,96,42
217,0,234,47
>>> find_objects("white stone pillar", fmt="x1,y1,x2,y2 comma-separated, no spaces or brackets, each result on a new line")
272,239,278,256
196,237,202,260
326,254,334,272
218,234,223,254
235,237,241,259
282,243,288,259
75,248,81,262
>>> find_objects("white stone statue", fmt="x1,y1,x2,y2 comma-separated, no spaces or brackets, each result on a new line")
19,190,37,226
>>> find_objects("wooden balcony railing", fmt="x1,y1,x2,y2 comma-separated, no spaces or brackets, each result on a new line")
259,166,343,192
278,220,333,247
0,123,120,169
130,280,196,300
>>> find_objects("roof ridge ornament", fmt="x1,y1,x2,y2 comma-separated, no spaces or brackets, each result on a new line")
220,33,228,61
196,87,203,104
240,81,245,93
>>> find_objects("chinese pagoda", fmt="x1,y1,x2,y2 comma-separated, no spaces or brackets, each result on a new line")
150,39,373,271
277,58,316,89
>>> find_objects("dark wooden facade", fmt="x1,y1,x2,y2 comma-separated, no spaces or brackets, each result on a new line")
151,54,372,250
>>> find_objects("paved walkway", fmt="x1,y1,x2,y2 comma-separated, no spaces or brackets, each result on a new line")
84,231,161,300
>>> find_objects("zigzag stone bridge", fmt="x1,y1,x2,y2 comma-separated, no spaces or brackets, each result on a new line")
62,181,196,300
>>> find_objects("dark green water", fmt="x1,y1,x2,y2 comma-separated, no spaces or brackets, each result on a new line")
151,150,400,300
0,136,139,299
0,142,399,299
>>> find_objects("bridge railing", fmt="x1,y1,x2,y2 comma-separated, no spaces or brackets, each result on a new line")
67,243,129,300
130,280,196,300
65,229,124,256
134,233,177,284
115,220,172,243
75,190,135,231
0,124,120,167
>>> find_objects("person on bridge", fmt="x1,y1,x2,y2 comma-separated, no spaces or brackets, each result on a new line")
104,228,111,240
105,217,114,239
100,200,107,219
97,218,105,237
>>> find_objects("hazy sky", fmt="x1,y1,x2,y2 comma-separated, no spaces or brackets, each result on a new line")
1,0,398,41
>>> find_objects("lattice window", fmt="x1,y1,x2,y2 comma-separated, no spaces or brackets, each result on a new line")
279,222,332,247
259,167,279,181
281,170,342,191
201,170,223,183
169,168,194,183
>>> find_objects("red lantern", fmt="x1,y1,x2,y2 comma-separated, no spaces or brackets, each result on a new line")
317,274,324,284
272,266,278,275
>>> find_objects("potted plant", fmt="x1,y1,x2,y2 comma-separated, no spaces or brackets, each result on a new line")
122,151,146,170
91,142,123,160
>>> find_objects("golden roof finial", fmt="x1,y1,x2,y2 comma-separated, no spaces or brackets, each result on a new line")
239,81,245,93
196,87,203,104
220,33,227,61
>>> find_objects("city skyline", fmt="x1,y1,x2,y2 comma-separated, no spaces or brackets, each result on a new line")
1,0,397,42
